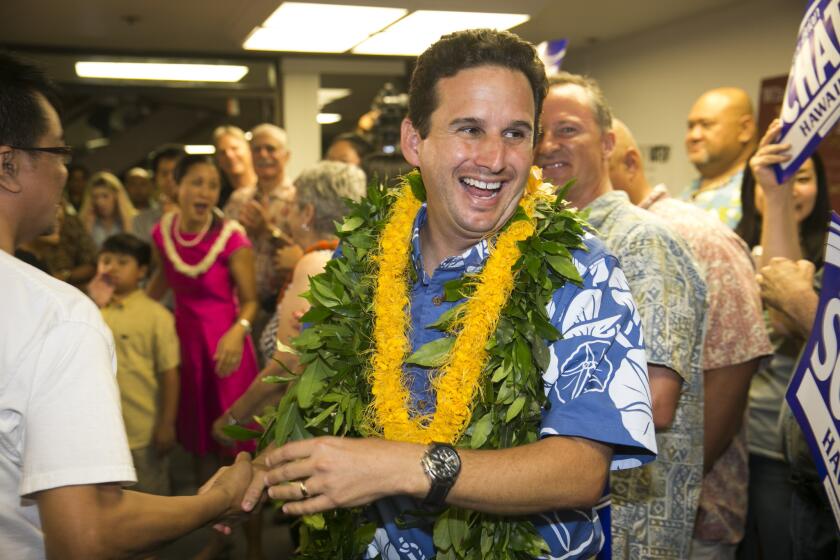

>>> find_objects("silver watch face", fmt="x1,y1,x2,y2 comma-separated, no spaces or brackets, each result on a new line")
429,445,460,480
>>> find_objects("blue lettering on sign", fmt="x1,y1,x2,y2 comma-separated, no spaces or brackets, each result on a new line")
810,298,840,419
777,1,840,184
787,212,840,531
828,427,840,480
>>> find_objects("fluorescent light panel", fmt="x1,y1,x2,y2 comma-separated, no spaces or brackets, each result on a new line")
185,145,216,154
317,88,352,109
353,10,530,56
75,62,248,82
317,113,342,125
244,3,406,53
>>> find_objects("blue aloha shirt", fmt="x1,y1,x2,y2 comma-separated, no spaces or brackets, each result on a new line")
680,169,745,230
365,204,657,560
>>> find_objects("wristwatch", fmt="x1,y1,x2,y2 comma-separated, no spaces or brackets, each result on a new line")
421,442,461,507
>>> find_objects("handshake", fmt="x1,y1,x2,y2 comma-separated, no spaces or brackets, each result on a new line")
198,452,266,532
197,436,406,530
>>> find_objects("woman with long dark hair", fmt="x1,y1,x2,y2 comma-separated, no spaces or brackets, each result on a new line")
737,119,831,560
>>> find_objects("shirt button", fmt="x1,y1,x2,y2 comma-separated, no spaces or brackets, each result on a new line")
432,295,443,306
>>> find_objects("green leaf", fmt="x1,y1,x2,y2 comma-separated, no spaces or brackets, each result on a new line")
221,424,262,441
433,516,452,550
297,358,331,409
309,276,342,308
425,304,462,331
346,230,375,249
405,337,454,367
332,409,344,434
433,509,469,554
302,513,326,530
405,169,426,201
546,254,582,283
470,412,493,448
353,522,377,556
261,374,296,384
525,254,541,278
505,395,526,422
513,338,532,376
272,391,301,446
480,527,494,556
496,377,515,404
293,328,323,351
305,403,338,428
300,305,331,324
491,363,510,383
275,339,299,356
541,240,570,255
443,278,467,302
531,337,550,372
531,312,561,341
339,216,364,232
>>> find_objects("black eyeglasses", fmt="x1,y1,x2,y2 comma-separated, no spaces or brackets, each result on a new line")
9,145,73,165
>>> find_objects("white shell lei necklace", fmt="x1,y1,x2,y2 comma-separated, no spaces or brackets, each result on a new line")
173,212,211,247
160,212,245,278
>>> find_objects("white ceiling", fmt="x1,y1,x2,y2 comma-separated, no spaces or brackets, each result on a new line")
2,0,742,57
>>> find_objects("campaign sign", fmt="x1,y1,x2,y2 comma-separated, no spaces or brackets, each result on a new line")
787,211,840,530
537,39,568,76
775,0,840,184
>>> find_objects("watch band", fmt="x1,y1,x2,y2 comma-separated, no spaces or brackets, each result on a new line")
421,442,461,508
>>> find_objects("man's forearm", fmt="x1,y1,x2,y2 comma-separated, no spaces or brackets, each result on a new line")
38,484,231,559
265,435,611,517
703,358,759,472
445,436,611,513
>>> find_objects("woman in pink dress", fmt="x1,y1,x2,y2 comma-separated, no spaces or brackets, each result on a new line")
148,155,259,465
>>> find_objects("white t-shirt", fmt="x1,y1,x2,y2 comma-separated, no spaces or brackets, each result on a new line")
0,250,135,559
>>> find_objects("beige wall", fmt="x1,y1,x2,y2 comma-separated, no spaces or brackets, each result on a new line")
564,0,806,193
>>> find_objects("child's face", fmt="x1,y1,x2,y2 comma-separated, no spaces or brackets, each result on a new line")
97,252,146,295
92,185,117,219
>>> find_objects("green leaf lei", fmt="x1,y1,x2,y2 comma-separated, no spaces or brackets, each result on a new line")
257,171,589,559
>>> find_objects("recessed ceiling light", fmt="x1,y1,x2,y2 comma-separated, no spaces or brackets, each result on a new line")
317,88,352,109
317,113,342,125
185,145,216,154
244,2,406,53
75,62,249,82
352,10,530,56
85,138,110,150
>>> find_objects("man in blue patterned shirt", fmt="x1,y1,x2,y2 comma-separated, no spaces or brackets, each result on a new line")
254,30,657,559
538,72,708,559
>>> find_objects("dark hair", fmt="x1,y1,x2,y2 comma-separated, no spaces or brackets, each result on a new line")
67,163,90,178
0,51,62,147
407,29,547,142
328,132,373,160
173,154,217,184
735,152,831,266
100,233,151,268
547,72,614,135
149,144,186,176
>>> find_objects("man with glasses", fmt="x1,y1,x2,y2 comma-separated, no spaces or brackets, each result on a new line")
0,52,254,558
223,123,297,350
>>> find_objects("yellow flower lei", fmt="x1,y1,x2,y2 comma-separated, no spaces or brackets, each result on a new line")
369,167,552,444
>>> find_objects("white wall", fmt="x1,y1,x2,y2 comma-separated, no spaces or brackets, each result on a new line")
565,0,807,193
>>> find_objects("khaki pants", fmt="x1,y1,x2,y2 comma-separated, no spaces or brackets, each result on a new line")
130,446,171,496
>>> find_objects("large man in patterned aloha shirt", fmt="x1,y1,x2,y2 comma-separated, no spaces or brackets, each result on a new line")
609,118,774,558
249,30,657,559
537,73,708,559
